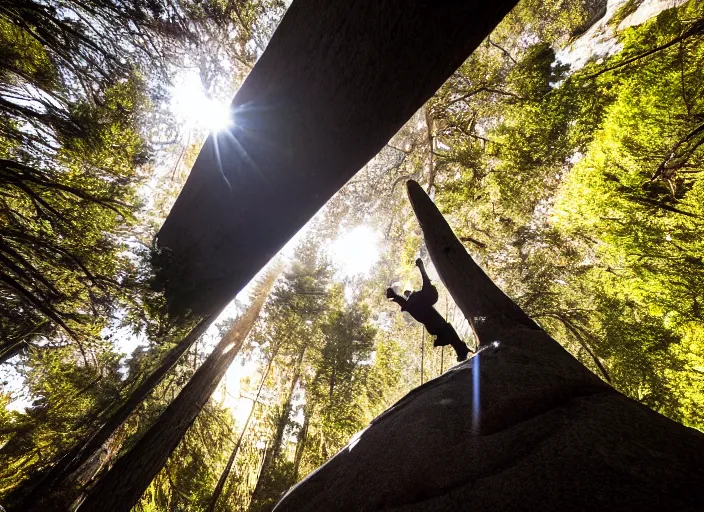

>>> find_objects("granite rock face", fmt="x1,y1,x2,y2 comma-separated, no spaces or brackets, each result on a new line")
155,0,518,317
274,327,704,512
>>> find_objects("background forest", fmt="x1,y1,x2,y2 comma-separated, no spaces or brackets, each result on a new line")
1,0,703,510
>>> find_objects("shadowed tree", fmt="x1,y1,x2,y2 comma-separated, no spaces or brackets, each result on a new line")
11,314,215,512
1,0,282,503
77,266,281,512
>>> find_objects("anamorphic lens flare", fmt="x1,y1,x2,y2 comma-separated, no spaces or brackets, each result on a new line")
472,352,480,434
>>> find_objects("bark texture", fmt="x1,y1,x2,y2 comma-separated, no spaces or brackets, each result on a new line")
156,0,519,317
77,270,279,512
271,182,704,512
20,315,216,512
406,180,539,345
250,347,306,511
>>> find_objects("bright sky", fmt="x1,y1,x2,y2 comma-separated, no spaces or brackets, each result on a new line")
169,70,233,133
3,67,383,419
329,225,380,277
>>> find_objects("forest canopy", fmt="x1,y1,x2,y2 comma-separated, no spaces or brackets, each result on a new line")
1,0,703,511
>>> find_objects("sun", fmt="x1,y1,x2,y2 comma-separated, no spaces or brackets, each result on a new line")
170,70,234,133
330,225,380,277
200,99,234,133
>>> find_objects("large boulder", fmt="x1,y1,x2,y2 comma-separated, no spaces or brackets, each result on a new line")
155,0,518,317
274,326,704,511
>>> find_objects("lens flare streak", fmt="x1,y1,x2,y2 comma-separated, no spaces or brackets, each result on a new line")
472,351,480,434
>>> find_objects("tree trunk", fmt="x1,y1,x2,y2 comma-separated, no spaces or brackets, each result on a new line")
271,181,704,511
207,347,279,512
250,346,306,510
292,371,321,484
77,269,280,512
18,315,216,512
156,0,519,319
291,402,311,483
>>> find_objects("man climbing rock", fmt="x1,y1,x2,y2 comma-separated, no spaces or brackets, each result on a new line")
386,258,471,361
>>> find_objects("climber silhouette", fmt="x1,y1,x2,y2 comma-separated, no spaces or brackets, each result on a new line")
386,258,470,362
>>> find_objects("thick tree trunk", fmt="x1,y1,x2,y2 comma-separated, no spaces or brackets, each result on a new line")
270,182,704,511
156,0,519,318
18,315,215,512
77,270,279,512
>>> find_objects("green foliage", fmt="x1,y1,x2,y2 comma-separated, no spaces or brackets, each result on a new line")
0,5,153,360
0,0,286,507
550,2,704,426
300,302,376,468
496,0,606,44
433,0,704,428
137,402,235,511
204,241,397,512
0,343,123,497
4,1,704,510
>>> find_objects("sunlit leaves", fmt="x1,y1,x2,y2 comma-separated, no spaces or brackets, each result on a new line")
435,1,704,429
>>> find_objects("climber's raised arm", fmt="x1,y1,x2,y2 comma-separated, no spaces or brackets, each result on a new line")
416,258,432,289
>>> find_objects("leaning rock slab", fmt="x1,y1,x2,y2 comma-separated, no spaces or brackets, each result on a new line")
274,329,704,511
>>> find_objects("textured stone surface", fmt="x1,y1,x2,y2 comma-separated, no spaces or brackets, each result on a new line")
274,329,704,511
275,182,704,511
156,0,518,316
